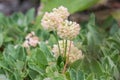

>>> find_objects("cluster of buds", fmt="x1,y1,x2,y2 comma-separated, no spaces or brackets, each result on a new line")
41,12,63,31
52,6,69,20
41,6,69,31
23,32,39,48
41,6,80,40
57,20,80,40
41,6,83,63
52,40,84,63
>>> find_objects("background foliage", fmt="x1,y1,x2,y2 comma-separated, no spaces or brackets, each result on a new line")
0,0,120,80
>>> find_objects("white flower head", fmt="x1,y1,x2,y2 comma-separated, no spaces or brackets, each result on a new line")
52,40,84,63
23,32,39,48
69,46,84,63
23,40,30,48
57,20,80,40
41,12,63,31
52,6,70,20
41,6,70,31
25,31,35,40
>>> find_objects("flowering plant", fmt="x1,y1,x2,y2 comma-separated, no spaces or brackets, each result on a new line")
0,4,120,80
41,6,84,74
22,6,84,79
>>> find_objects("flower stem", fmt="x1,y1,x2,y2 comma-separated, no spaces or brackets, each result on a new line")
53,31,61,55
64,40,67,57
68,41,72,57
62,41,72,73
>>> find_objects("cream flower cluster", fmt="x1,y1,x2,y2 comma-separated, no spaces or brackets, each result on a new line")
23,32,39,48
41,6,69,31
52,6,69,20
52,40,84,63
41,12,63,31
52,40,71,57
68,48,83,63
41,6,80,40
57,20,80,40
41,6,82,63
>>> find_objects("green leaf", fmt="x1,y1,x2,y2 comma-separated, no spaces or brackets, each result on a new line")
57,55,64,68
109,21,119,35
29,69,43,80
16,46,26,61
0,61,12,73
0,13,5,23
28,63,45,76
15,60,24,71
102,16,115,29
86,73,94,80
0,32,3,47
41,0,99,13
90,60,103,76
88,13,96,26
39,42,54,62
3,47,16,69
69,69,76,80
86,14,102,53
48,34,56,46
113,66,120,80
70,60,82,70
65,72,71,80
36,48,48,66
13,70,22,80
4,45,26,61
107,56,115,69
34,75,44,80
76,70,84,80
53,75,66,80
36,29,50,41
28,49,48,76
69,69,84,80
0,74,8,80
46,65,58,76
26,8,35,23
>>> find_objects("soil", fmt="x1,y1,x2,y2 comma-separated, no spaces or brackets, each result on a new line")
0,0,40,15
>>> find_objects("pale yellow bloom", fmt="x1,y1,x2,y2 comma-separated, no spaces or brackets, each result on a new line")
57,20,80,40
28,36,39,47
69,47,84,63
41,12,63,31
23,32,39,48
52,6,70,20
52,40,83,63
41,6,70,31
23,40,30,48
25,31,35,39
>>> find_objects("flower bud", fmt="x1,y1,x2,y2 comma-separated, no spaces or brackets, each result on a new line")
57,20,80,40
52,6,69,20
41,6,70,31
52,40,83,63
23,32,39,48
